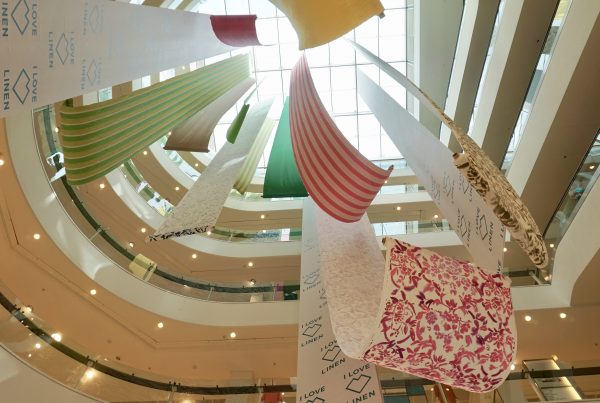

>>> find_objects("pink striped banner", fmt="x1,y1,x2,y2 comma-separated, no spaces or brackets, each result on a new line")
289,55,392,223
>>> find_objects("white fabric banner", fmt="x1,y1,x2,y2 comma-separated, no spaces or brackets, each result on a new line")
0,0,235,117
298,198,383,403
148,98,273,241
357,69,505,272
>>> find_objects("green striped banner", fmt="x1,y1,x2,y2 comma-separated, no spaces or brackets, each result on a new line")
60,54,250,185
233,114,275,194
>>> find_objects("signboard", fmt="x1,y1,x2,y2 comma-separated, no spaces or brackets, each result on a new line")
297,198,383,403
0,0,236,117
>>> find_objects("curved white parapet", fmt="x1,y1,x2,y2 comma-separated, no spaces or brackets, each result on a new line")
6,112,299,327
0,345,105,403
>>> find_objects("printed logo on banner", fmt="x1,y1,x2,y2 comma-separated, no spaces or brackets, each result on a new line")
301,386,326,403
80,58,102,90
48,31,76,68
3,0,39,37
301,317,323,347
3,66,39,111
458,174,473,202
457,208,471,246
304,270,319,285
302,323,322,338
83,1,104,35
306,397,325,403
345,374,371,394
321,344,342,362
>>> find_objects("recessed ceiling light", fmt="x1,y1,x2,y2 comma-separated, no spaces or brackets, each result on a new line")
524,315,532,322
84,369,96,380
194,163,199,167
510,363,516,371
99,183,105,189
229,331,237,339
559,312,567,319
503,247,508,252
590,165,596,170
260,214,265,219
192,253,197,259
90,289,97,296
0,158,4,166
157,322,164,329
28,353,32,358
281,392,285,396
262,229,267,233
247,261,254,268
549,243,555,248
140,227,147,233
384,180,388,184
33,233,41,240
249,279,256,286
168,131,172,136
206,230,212,236
24,306,32,313
128,242,135,248
395,206,401,211
433,214,439,219
54,127,59,133
175,186,180,191
51,333,62,342
143,150,148,156
34,343,41,349
552,354,559,361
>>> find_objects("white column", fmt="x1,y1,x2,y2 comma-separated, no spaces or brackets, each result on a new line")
469,0,559,166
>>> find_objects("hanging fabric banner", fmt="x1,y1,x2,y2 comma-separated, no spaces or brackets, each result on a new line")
298,198,383,403
148,99,273,242
269,0,384,50
60,54,250,186
0,0,257,118
233,112,275,194
349,40,547,269
210,15,262,47
357,68,505,273
290,55,392,223
263,97,308,198
314,200,516,393
163,77,255,152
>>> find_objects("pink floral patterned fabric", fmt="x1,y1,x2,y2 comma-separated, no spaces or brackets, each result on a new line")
363,238,517,393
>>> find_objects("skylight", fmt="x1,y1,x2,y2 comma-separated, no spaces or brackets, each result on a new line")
192,0,410,169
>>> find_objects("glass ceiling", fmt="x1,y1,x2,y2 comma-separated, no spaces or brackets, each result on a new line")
185,0,409,169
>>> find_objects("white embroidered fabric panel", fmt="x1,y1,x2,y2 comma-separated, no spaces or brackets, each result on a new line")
150,99,273,241
314,202,385,358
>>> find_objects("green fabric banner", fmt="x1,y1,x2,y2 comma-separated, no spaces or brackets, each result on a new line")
226,103,250,144
263,97,308,198
60,54,250,185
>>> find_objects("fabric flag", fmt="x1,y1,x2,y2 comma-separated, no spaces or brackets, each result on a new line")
298,198,383,402
263,97,308,198
313,200,516,393
148,99,274,242
290,54,392,223
269,0,384,50
59,54,250,186
357,67,505,273
210,15,262,47
226,104,250,144
233,100,276,194
350,39,548,269
0,0,248,118
163,77,255,152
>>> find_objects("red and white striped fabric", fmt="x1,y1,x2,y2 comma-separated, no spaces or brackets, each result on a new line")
290,55,393,223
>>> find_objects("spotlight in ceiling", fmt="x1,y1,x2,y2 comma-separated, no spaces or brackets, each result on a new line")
590,165,596,170
99,183,105,189
260,214,265,219
249,279,256,286
503,247,508,252
229,331,237,339
168,131,172,136
28,353,32,358
0,158,4,166
143,150,148,156
140,227,147,233
191,253,197,259
51,333,62,342
395,206,401,211
384,180,388,184
194,163,199,167
34,343,41,349
510,363,516,371
559,312,567,319
128,242,135,248
157,322,164,329
206,230,212,236
549,243,555,248
175,186,180,191
33,233,41,240
84,369,96,380
524,315,532,322
90,289,97,296
247,261,254,268
433,214,439,219
552,354,559,361
54,127,59,133
24,306,32,314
